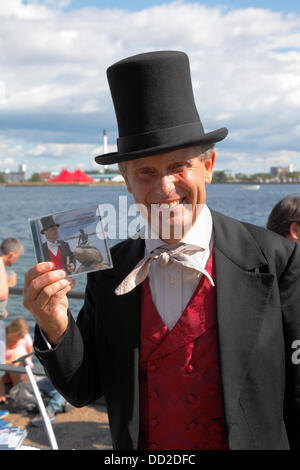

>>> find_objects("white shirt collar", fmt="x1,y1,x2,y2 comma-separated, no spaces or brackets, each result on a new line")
47,240,58,247
46,240,59,255
145,204,213,254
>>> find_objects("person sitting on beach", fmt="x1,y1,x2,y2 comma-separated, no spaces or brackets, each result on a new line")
267,194,300,244
5,317,71,426
5,317,34,386
0,238,23,404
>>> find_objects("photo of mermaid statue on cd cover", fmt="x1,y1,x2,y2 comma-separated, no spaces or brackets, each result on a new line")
29,204,113,276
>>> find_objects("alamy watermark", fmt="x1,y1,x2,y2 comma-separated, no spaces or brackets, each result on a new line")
291,340,300,365
96,195,204,241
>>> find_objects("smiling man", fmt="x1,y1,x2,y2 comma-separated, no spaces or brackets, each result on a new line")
23,51,300,450
120,146,215,243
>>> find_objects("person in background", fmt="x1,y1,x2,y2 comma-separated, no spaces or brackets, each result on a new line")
267,194,300,244
5,317,34,386
0,238,23,406
4,317,71,426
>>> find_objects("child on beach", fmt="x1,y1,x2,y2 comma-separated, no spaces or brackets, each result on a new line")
5,317,33,386
4,317,72,427
0,237,24,405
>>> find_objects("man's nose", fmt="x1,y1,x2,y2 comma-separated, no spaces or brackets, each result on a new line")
155,174,176,194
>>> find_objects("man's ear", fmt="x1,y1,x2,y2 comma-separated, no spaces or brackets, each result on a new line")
289,221,300,241
204,150,216,184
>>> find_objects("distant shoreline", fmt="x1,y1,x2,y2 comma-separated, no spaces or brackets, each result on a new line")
0,181,126,187
0,181,299,187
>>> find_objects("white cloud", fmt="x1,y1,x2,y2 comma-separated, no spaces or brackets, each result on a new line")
0,0,52,19
214,148,300,174
27,142,97,158
0,139,20,170
27,141,117,158
0,80,6,105
0,1,300,173
1,157,15,168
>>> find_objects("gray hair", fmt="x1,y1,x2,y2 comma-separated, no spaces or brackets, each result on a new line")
1,238,24,255
118,144,215,175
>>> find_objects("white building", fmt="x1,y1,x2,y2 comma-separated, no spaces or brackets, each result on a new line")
1,164,26,183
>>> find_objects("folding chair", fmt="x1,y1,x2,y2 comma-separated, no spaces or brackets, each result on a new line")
0,352,58,450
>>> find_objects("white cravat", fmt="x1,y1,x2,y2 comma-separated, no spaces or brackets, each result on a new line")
120,204,214,330
115,242,214,296
47,240,59,256
146,204,213,330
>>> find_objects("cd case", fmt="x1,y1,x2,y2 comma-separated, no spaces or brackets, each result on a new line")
29,204,113,276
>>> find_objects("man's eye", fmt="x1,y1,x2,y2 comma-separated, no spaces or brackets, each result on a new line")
172,163,185,171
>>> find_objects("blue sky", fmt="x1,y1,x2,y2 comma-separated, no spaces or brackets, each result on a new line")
59,1,300,15
1,0,300,176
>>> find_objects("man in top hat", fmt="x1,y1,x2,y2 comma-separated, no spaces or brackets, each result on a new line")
40,216,76,275
23,51,300,450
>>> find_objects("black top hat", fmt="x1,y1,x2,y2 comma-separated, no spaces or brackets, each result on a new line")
95,50,228,165
40,216,60,234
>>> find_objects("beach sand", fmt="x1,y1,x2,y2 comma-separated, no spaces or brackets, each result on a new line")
0,400,113,450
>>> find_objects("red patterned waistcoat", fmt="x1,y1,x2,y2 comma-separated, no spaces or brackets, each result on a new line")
48,247,64,270
138,250,229,450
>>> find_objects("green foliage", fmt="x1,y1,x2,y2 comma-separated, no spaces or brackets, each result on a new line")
212,171,234,183
0,173,6,184
29,172,42,182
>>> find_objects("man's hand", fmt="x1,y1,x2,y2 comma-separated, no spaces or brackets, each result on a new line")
23,262,76,346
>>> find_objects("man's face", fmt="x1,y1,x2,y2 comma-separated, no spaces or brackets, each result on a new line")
123,147,215,243
44,225,59,243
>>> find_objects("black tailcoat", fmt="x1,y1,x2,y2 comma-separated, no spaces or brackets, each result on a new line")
34,210,300,449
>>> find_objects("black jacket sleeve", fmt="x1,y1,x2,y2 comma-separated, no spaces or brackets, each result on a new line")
34,271,103,407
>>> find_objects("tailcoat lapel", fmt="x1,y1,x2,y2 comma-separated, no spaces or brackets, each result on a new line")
211,210,275,430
